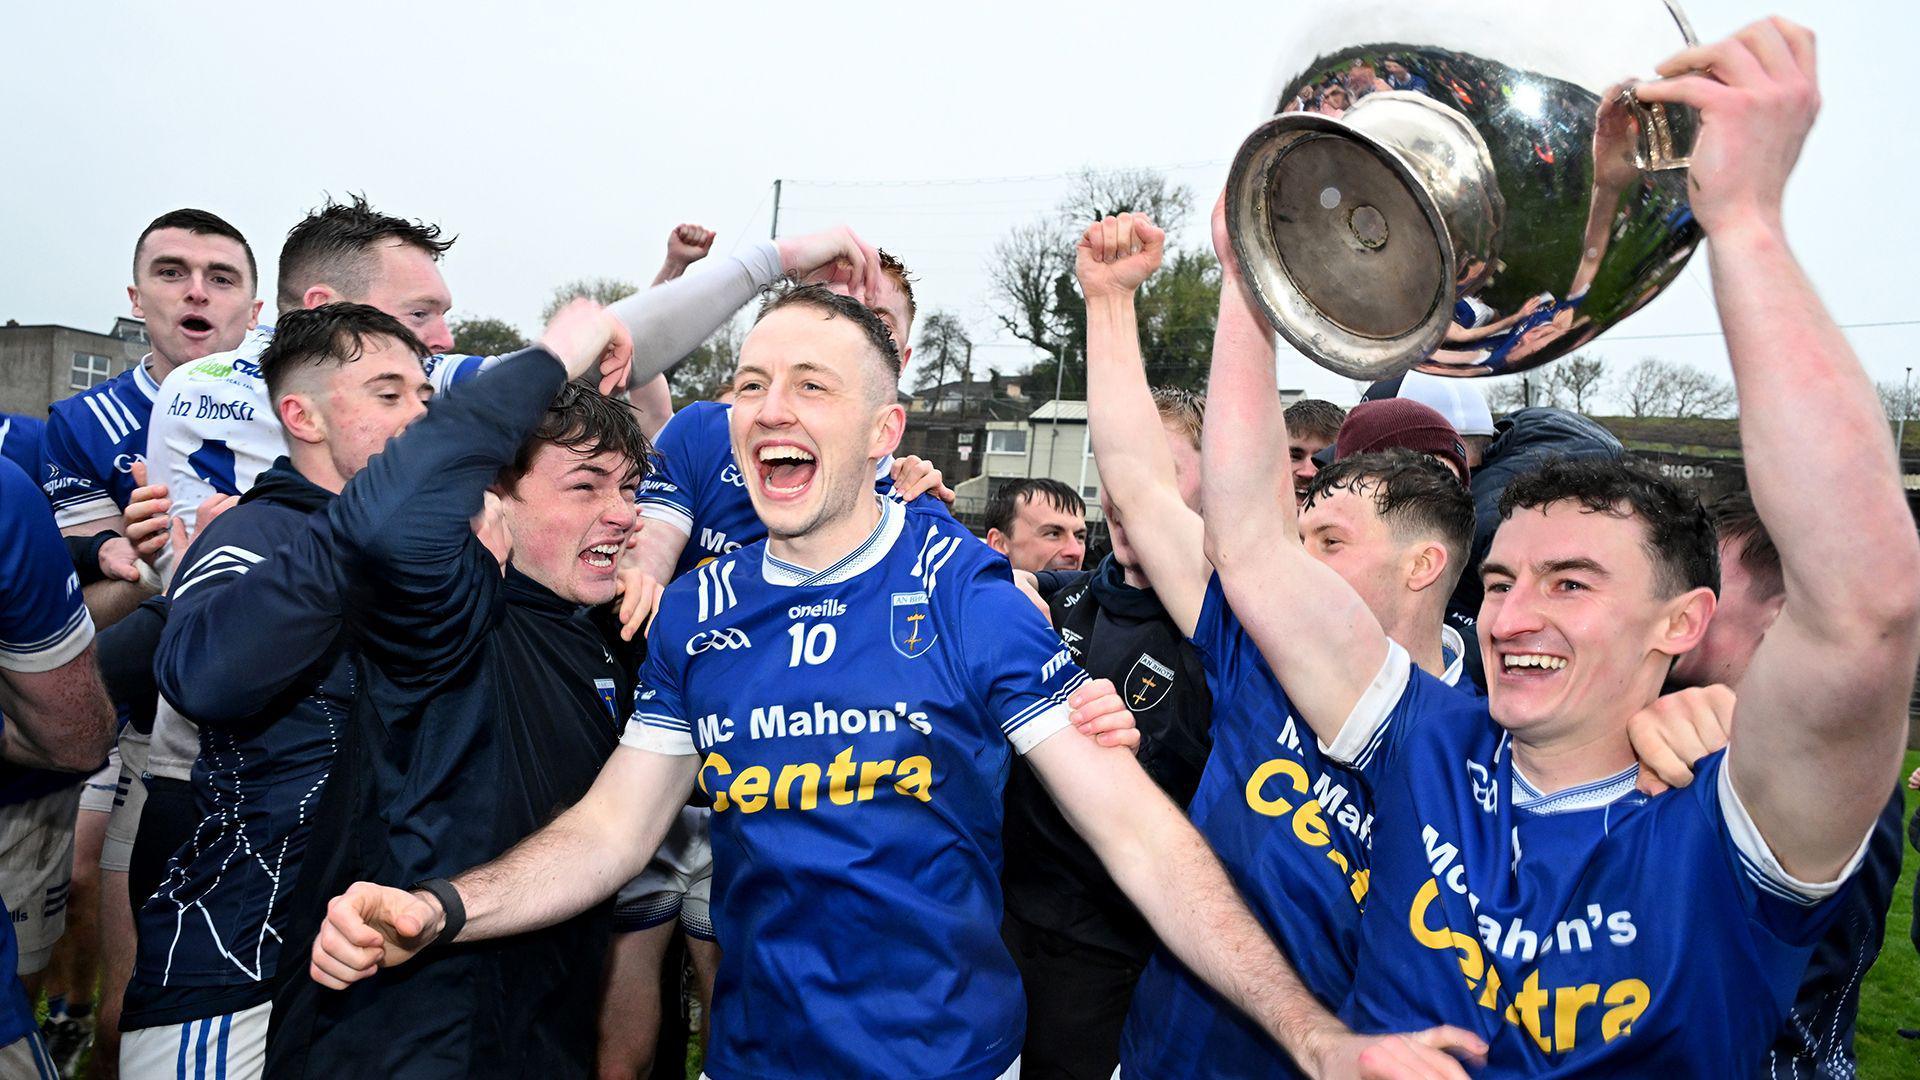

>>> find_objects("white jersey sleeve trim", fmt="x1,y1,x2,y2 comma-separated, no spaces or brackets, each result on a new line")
52,493,117,531
621,713,698,757
1320,640,1413,769
0,604,95,674
1005,699,1075,756
1717,759,1872,905
637,502,694,534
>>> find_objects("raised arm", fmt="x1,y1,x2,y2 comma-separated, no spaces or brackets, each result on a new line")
1077,214,1209,635
1637,20,1920,881
614,225,883,387
330,303,625,674
308,745,697,988
1199,196,1392,745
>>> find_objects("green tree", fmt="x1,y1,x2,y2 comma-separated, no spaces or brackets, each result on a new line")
541,277,639,322
448,315,527,357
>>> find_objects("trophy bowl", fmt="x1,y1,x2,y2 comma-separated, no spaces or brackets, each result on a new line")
1227,0,1701,380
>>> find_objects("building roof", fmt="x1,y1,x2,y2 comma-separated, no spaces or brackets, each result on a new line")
1028,399,1088,423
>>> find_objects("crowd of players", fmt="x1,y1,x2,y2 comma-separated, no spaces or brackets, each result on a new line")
3,16,1918,1080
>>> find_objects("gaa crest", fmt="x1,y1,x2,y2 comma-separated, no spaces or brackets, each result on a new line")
891,590,936,659
1124,653,1175,711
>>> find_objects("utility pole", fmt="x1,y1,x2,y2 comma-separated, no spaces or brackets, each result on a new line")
770,179,783,240
1898,365,1913,458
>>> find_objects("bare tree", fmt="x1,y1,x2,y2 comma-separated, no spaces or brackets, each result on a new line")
912,311,973,396
1876,377,1920,423
1484,375,1532,415
542,277,638,322
1537,354,1608,413
1059,167,1195,239
1616,358,1735,418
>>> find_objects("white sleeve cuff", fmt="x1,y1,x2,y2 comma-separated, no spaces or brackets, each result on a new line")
621,715,698,757
637,503,694,534
739,240,785,288
52,495,116,531
1006,701,1074,755
1717,760,1872,905
0,605,95,674
1320,640,1413,769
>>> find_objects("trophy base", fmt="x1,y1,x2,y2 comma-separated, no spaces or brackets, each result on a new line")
1228,93,1503,381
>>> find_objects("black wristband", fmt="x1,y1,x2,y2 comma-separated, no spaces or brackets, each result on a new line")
408,878,467,948
66,531,119,587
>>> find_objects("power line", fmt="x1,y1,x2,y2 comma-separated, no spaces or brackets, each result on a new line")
1601,318,1920,342
783,160,1230,188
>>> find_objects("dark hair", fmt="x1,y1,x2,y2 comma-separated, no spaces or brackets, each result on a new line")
134,208,257,289
984,478,1085,536
754,281,902,390
878,248,917,325
1306,448,1475,586
1152,386,1206,449
1498,458,1719,598
1285,398,1348,444
258,303,427,404
1709,490,1782,601
498,381,653,492
278,194,454,312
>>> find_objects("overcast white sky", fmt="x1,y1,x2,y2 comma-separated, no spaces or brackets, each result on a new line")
3,0,1914,408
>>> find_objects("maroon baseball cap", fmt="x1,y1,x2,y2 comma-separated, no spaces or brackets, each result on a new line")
1333,399,1471,487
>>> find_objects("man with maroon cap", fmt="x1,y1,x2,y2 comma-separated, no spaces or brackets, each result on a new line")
1329,398,1472,487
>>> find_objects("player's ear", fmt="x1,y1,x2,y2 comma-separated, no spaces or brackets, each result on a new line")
248,298,264,329
128,284,143,319
301,284,340,311
870,402,906,461
1652,586,1716,659
986,528,1011,556
277,391,326,446
1407,539,1449,594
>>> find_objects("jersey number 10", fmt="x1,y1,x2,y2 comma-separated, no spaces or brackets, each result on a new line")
788,623,838,667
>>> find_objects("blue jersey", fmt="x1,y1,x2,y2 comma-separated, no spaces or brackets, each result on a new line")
0,413,45,479
0,457,96,1046
1119,586,1476,1079
624,497,1088,1080
42,357,162,528
639,400,934,578
1337,660,1860,1075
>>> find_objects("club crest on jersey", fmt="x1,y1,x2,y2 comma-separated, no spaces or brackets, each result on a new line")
595,678,619,720
1124,653,1175,711
890,590,936,658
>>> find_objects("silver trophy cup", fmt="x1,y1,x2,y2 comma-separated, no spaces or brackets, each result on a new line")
1226,0,1701,381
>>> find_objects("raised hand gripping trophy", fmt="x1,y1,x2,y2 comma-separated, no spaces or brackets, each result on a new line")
1226,0,1701,380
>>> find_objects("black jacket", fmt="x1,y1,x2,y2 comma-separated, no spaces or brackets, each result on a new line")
1000,556,1213,960
267,350,638,1079
125,460,345,1028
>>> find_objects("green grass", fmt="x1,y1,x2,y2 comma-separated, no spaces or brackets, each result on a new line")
1855,748,1920,1078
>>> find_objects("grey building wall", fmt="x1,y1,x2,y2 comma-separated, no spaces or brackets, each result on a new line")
0,324,148,418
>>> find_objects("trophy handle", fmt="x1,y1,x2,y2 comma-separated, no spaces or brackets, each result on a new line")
1621,83,1696,171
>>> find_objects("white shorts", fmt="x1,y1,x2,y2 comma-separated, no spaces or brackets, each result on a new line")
78,746,123,815
120,1001,268,1080
0,1030,58,1079
102,726,152,874
613,806,714,940
0,784,81,974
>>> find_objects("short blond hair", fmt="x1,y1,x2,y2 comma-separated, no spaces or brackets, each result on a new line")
1152,386,1205,449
